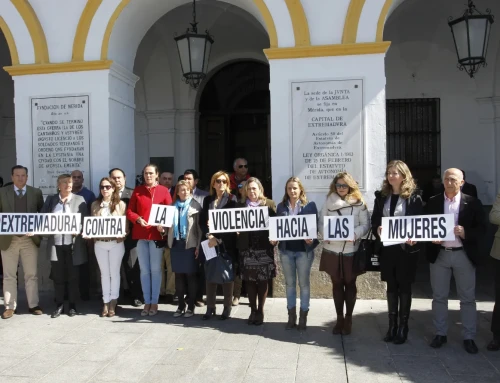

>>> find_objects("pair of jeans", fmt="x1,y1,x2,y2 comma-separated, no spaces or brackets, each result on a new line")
280,249,314,311
95,241,125,303
137,240,164,304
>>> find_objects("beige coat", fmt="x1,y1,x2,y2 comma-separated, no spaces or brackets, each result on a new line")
490,190,500,260
167,199,202,250
318,193,370,254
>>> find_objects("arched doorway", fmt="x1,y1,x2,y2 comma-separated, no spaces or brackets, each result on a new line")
0,29,15,181
198,61,271,196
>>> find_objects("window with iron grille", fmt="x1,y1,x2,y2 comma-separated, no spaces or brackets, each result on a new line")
386,98,441,190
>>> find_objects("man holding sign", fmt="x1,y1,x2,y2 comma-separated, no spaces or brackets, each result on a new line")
426,168,486,354
0,165,44,319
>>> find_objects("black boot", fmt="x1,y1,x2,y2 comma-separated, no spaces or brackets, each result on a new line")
383,292,399,342
202,307,216,320
297,309,308,331
286,307,297,330
393,293,411,345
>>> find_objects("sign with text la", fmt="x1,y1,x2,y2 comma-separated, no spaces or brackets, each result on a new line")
381,214,455,242
323,216,355,241
83,216,126,238
0,213,81,235
209,207,269,233
148,204,176,227
269,215,317,241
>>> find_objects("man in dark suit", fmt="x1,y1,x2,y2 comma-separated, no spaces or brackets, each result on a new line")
460,170,478,198
0,165,44,319
160,171,175,199
426,168,486,354
110,168,143,307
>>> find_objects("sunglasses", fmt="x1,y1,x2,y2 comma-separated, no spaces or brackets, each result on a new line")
238,165,248,169
335,183,349,189
215,179,227,184
100,185,112,190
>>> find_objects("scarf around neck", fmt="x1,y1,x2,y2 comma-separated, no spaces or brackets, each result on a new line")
246,198,261,208
173,197,192,240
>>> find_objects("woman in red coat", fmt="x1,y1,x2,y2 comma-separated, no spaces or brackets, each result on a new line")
126,164,172,316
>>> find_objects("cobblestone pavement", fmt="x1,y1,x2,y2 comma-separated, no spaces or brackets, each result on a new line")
0,295,498,383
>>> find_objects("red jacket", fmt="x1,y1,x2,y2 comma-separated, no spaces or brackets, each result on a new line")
126,184,172,240
229,173,250,192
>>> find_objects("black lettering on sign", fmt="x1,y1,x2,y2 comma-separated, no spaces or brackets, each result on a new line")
154,207,167,225
388,219,399,239
212,209,267,232
328,218,349,239
276,217,309,239
438,217,446,238
212,211,220,230
387,216,450,240
422,218,430,239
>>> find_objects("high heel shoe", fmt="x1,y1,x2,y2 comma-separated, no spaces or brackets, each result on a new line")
101,303,109,317
254,310,264,326
141,304,151,317
108,300,117,318
248,310,257,325
219,306,232,320
202,307,216,320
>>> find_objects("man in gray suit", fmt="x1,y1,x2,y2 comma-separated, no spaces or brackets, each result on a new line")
0,165,44,319
184,169,208,205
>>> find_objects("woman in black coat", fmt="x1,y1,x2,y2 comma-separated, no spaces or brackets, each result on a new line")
199,171,238,320
372,160,423,345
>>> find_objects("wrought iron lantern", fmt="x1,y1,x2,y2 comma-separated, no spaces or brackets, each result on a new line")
174,0,214,89
448,0,494,78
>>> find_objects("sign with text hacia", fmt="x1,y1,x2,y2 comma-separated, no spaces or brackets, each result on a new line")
0,213,81,235
148,204,176,227
83,216,126,238
291,79,365,192
269,214,317,241
32,95,91,195
323,216,355,241
380,214,456,242
209,207,269,233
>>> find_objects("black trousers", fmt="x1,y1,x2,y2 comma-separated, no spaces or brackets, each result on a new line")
176,273,197,310
492,259,500,337
52,245,79,305
121,245,143,301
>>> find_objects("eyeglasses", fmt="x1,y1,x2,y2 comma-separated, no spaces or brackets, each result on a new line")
238,165,248,169
100,185,112,190
215,179,227,184
335,184,349,189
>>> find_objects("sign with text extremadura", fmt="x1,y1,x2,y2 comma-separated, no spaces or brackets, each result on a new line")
291,79,364,191
209,207,269,233
380,214,456,242
32,95,90,195
0,213,81,235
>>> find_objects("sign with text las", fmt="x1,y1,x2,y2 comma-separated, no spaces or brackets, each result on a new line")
83,216,126,238
148,204,176,227
323,216,355,241
380,214,456,242
291,79,364,192
0,213,81,235
209,207,269,233
32,95,90,195
269,215,317,241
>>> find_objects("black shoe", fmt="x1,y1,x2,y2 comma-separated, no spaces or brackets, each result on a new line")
487,338,500,351
383,292,399,342
165,294,174,304
132,299,143,307
68,304,77,317
51,305,64,319
219,306,232,320
464,339,478,354
202,307,216,320
29,306,43,315
430,335,447,348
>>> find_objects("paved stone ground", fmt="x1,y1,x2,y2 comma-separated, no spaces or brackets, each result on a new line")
0,293,499,383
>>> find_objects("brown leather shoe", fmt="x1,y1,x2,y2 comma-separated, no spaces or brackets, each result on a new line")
2,309,15,319
29,306,43,315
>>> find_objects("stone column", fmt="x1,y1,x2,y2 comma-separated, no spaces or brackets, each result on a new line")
144,109,176,171
174,109,198,177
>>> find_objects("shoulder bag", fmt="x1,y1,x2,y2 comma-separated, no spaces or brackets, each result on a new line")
204,242,234,284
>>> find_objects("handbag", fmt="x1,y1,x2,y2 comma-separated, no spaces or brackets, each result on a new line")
204,242,234,284
356,228,380,272
154,240,167,248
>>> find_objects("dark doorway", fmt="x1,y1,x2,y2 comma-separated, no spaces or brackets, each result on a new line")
198,61,271,197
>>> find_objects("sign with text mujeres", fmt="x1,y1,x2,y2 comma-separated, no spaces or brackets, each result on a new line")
291,79,364,192
380,214,456,242
32,95,90,195
209,207,269,233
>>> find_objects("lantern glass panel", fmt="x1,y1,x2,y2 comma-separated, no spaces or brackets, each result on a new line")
203,39,212,73
468,18,488,61
176,37,191,74
452,21,469,61
188,36,206,73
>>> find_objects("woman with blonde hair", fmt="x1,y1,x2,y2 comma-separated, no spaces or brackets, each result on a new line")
236,177,276,325
199,171,237,320
275,177,319,331
318,172,370,335
372,160,423,345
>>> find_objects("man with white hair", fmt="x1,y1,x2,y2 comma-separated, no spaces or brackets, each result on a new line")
425,168,486,354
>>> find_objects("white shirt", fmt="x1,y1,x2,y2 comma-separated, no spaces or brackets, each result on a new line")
119,188,124,198
13,185,27,196
53,193,74,246
442,191,462,248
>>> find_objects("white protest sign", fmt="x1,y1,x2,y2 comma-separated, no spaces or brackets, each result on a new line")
323,216,355,241
269,214,317,241
381,214,455,242
83,216,126,238
209,207,269,233
148,204,176,227
0,213,81,235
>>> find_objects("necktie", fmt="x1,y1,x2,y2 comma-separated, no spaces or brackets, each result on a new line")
17,190,23,198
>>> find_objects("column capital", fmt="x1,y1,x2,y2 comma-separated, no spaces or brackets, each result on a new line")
110,63,139,87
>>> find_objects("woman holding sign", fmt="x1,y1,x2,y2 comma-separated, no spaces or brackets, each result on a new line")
318,172,370,335
276,177,319,331
371,160,423,345
237,177,277,325
165,180,202,318
91,177,127,317
126,164,172,316
200,171,238,320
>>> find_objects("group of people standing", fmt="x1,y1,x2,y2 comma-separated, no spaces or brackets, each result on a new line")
2,158,500,355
